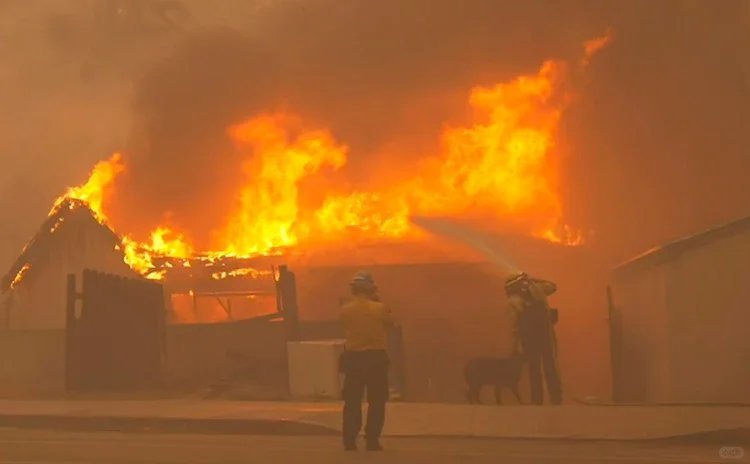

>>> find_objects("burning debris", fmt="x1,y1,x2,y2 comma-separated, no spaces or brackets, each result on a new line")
0,197,133,295
9,264,30,290
210,267,270,281
0,193,278,325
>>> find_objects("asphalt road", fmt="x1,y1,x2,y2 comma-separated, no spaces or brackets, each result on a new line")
0,429,740,464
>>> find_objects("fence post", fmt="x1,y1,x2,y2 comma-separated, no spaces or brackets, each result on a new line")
65,273,78,394
278,266,300,341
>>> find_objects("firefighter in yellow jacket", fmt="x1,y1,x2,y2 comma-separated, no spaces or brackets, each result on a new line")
505,272,562,405
339,271,396,451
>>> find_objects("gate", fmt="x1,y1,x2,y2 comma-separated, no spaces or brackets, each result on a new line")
65,270,165,393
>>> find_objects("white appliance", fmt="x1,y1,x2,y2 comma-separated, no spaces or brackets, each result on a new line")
287,339,346,400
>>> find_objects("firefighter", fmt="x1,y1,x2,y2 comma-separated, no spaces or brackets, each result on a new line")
505,272,562,405
339,271,396,451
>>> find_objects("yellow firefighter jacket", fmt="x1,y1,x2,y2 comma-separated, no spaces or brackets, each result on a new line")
340,295,396,351
507,279,557,354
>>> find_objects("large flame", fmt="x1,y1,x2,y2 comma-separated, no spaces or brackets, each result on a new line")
41,32,611,279
51,153,124,222
423,59,567,240
215,114,348,256
303,58,576,244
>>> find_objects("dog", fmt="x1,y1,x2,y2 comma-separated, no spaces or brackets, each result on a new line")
463,353,524,405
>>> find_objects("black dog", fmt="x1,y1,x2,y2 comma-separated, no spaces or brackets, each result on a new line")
463,354,524,405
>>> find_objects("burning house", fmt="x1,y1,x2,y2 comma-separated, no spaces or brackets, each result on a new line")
0,162,298,397
146,254,282,324
0,197,282,330
0,194,303,397
0,31,619,401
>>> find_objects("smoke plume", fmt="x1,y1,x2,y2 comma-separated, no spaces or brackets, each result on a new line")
2,0,750,268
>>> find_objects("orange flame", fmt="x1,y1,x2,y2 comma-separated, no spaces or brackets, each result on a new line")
428,59,566,238
312,59,574,244
51,153,124,222
314,192,411,239
9,264,31,289
211,268,272,280
148,227,193,258
120,237,157,278
215,114,348,256
43,32,613,280
582,29,614,67
119,227,193,279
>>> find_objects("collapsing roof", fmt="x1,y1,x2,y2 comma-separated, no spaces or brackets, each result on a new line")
1,199,276,296
614,214,750,277
1,198,127,293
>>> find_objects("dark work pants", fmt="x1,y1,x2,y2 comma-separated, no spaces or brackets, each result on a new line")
341,349,389,446
525,342,562,405
520,303,562,405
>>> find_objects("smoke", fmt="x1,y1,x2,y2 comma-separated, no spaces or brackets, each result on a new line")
111,27,282,245
3,0,750,268
560,0,750,260
108,0,589,247
0,0,186,268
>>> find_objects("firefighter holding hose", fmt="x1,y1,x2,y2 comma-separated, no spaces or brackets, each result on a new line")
339,271,396,451
505,272,562,405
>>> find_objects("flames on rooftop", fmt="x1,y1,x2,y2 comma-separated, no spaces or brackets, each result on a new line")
15,31,612,289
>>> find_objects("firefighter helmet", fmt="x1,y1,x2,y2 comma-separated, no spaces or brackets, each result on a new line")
504,271,528,289
350,271,376,291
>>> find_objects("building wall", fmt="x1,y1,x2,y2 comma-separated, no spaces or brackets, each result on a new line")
665,229,750,403
0,329,66,398
611,265,670,402
612,228,750,404
6,217,135,330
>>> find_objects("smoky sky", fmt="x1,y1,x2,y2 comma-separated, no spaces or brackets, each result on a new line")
2,0,750,268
